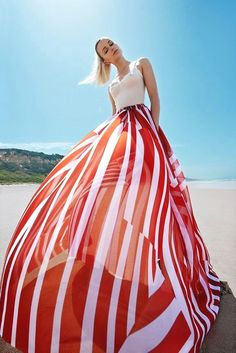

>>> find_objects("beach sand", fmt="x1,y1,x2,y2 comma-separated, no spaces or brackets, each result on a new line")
0,180,235,352
187,180,236,294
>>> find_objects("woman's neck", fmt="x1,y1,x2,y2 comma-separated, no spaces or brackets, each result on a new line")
115,58,131,74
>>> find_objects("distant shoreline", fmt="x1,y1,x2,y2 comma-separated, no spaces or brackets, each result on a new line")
1,179,236,190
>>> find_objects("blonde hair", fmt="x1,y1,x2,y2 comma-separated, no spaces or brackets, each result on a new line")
77,38,112,86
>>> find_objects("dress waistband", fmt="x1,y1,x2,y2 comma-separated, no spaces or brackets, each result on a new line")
116,103,148,115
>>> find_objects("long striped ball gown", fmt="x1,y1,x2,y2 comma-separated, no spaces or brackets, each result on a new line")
0,100,220,352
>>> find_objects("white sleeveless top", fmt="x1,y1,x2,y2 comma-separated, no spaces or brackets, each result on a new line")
109,59,145,112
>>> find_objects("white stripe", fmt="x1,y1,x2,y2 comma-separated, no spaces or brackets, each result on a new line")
209,283,221,291
169,193,194,279
142,106,177,187
166,158,178,188
126,233,144,335
174,164,182,177
106,222,133,352
142,106,187,193
51,121,125,353
119,298,180,352
180,179,187,191
170,221,204,352
190,288,210,333
143,104,198,351
69,124,125,259
170,218,205,353
195,232,208,262
135,106,151,125
211,305,220,314
199,275,217,324
183,257,188,267
162,201,195,350
170,177,179,188
212,294,220,301
142,139,160,240
170,176,179,188
139,106,158,136
106,116,145,352
139,105,213,351
169,153,177,164
148,244,165,297
79,122,131,353
124,114,144,221
204,261,220,283
154,145,168,252
134,116,142,130
133,106,167,255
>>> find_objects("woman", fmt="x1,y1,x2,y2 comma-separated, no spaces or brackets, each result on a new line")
0,36,220,353
80,37,160,132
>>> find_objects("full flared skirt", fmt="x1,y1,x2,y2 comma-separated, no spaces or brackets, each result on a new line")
0,103,220,353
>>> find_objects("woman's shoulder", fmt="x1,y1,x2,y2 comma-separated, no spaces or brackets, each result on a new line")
136,57,152,66
136,57,154,76
135,57,150,76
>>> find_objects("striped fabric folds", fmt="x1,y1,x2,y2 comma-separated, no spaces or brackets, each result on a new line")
0,103,220,353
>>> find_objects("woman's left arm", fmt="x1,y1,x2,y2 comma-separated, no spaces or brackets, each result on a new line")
139,57,160,131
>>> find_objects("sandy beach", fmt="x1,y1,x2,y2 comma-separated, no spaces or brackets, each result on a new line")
0,180,235,294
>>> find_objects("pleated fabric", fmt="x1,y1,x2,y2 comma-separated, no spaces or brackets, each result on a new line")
0,103,220,353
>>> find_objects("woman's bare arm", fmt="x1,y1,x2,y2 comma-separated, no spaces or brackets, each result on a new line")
139,57,160,130
108,87,116,115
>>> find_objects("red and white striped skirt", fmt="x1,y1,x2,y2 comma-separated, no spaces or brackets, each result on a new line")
0,103,220,353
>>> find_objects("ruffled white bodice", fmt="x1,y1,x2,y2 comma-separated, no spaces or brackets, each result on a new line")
109,59,145,112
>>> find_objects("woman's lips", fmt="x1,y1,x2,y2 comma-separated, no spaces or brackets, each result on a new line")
113,49,118,55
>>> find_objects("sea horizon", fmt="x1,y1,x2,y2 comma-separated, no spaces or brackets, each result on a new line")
1,178,236,190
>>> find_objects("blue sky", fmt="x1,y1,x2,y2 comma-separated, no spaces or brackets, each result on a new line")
0,0,235,180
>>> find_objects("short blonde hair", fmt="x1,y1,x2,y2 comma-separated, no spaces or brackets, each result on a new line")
77,38,112,86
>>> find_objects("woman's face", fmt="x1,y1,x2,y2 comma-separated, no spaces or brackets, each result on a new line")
97,38,121,63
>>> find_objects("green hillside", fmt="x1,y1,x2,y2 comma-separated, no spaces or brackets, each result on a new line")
0,148,64,184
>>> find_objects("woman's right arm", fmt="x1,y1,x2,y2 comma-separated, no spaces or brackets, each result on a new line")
108,87,116,115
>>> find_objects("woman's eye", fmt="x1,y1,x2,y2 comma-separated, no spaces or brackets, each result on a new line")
105,41,113,54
